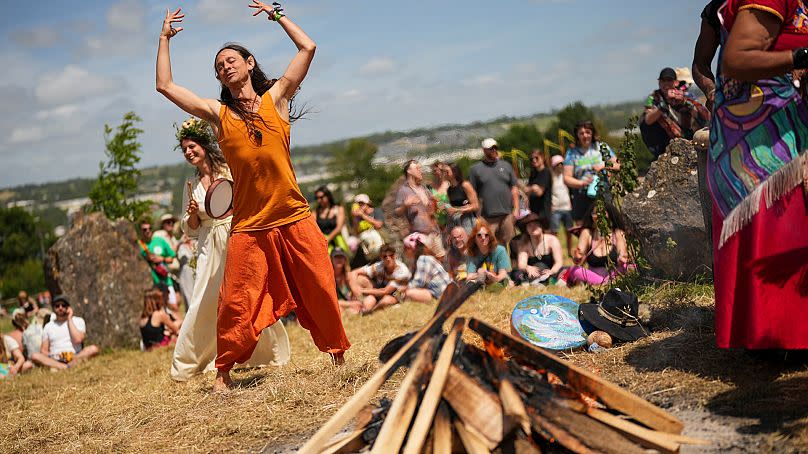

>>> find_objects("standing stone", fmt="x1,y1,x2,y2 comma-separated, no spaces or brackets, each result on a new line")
44,212,153,349
622,139,713,280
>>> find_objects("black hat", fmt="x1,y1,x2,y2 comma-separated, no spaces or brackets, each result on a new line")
516,212,545,231
578,289,648,342
658,67,677,81
52,295,70,306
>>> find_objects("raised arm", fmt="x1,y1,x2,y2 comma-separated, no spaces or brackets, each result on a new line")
250,2,316,104
156,8,221,126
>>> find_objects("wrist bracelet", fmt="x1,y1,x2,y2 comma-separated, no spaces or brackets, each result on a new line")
793,48,808,69
273,11,284,21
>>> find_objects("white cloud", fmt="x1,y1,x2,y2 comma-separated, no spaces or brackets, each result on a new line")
461,73,502,87
76,0,150,57
35,104,81,120
9,126,44,144
359,57,396,77
34,65,125,105
9,27,62,49
107,0,145,33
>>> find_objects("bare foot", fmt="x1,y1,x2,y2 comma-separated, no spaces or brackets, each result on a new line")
330,352,345,366
212,371,233,393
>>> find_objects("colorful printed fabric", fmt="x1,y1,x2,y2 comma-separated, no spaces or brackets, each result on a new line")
708,1,808,246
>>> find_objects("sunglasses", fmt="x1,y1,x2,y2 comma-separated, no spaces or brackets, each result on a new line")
163,220,175,225
141,227,152,232
476,233,490,239
53,302,69,309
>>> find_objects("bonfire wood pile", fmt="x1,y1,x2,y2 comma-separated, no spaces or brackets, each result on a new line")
299,282,707,453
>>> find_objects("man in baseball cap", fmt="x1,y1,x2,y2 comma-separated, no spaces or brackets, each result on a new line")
641,67,710,158
468,137,519,246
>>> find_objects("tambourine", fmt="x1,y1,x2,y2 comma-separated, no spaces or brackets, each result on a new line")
510,294,587,351
204,178,234,219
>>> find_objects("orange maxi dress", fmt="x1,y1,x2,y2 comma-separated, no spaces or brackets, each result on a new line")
215,90,350,372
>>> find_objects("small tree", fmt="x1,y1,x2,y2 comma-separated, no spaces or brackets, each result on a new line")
87,111,151,222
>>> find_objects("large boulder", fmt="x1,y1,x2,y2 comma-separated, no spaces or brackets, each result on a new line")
622,139,713,280
44,212,152,349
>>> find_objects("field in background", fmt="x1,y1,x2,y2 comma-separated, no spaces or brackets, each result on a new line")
1,283,807,453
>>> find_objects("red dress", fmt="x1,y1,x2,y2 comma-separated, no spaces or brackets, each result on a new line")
713,0,808,349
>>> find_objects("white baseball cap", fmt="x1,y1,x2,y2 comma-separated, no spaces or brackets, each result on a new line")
354,193,371,205
482,138,498,149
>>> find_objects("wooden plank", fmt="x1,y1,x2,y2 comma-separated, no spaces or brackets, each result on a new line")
432,401,452,454
468,318,684,434
370,340,435,453
586,408,680,454
402,319,467,454
320,430,366,454
499,378,532,437
453,419,492,454
298,282,480,454
442,365,504,446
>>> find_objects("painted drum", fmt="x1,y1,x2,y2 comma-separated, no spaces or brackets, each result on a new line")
205,178,234,219
510,294,587,351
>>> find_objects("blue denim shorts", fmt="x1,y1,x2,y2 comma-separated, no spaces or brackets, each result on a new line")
550,210,573,232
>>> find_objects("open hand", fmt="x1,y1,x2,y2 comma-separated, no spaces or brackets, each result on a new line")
249,1,284,20
66,306,74,318
161,8,184,38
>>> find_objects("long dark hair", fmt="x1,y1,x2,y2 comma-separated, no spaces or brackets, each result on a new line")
214,43,307,135
581,202,626,232
180,137,229,179
448,163,465,185
314,186,335,213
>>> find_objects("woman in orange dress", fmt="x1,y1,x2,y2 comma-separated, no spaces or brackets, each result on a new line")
156,1,350,392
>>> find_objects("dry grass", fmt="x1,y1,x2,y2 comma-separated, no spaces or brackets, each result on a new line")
2,283,807,453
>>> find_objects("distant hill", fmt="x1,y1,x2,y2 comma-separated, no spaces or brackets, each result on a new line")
1,100,645,229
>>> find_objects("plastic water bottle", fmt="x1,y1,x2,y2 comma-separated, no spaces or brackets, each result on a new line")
588,342,607,353
586,174,600,198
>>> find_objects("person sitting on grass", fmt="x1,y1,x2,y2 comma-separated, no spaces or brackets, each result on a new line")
331,248,362,315
22,307,52,361
7,309,28,357
445,226,471,280
140,288,182,351
2,330,33,379
29,296,99,371
465,219,511,287
400,233,452,303
349,244,411,314
561,203,633,287
511,213,564,286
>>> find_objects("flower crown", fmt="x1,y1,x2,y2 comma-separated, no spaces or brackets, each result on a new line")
175,117,216,146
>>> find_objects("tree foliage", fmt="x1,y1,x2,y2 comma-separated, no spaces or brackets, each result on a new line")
495,123,545,154
87,111,151,222
0,207,55,298
325,139,400,204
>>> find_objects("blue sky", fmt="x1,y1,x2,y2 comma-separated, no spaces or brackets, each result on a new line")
0,1,707,187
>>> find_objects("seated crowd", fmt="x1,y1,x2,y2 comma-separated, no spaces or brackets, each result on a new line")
1,294,99,378
324,123,638,315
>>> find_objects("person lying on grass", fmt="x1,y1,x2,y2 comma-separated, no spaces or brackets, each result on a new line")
349,244,411,314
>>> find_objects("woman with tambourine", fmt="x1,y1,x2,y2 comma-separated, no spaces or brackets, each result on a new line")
170,118,290,382
156,1,350,392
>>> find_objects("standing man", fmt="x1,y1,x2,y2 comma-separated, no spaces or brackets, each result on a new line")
468,138,519,247
29,296,99,370
394,160,445,260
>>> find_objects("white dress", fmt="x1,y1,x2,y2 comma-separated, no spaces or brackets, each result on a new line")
170,174,291,381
